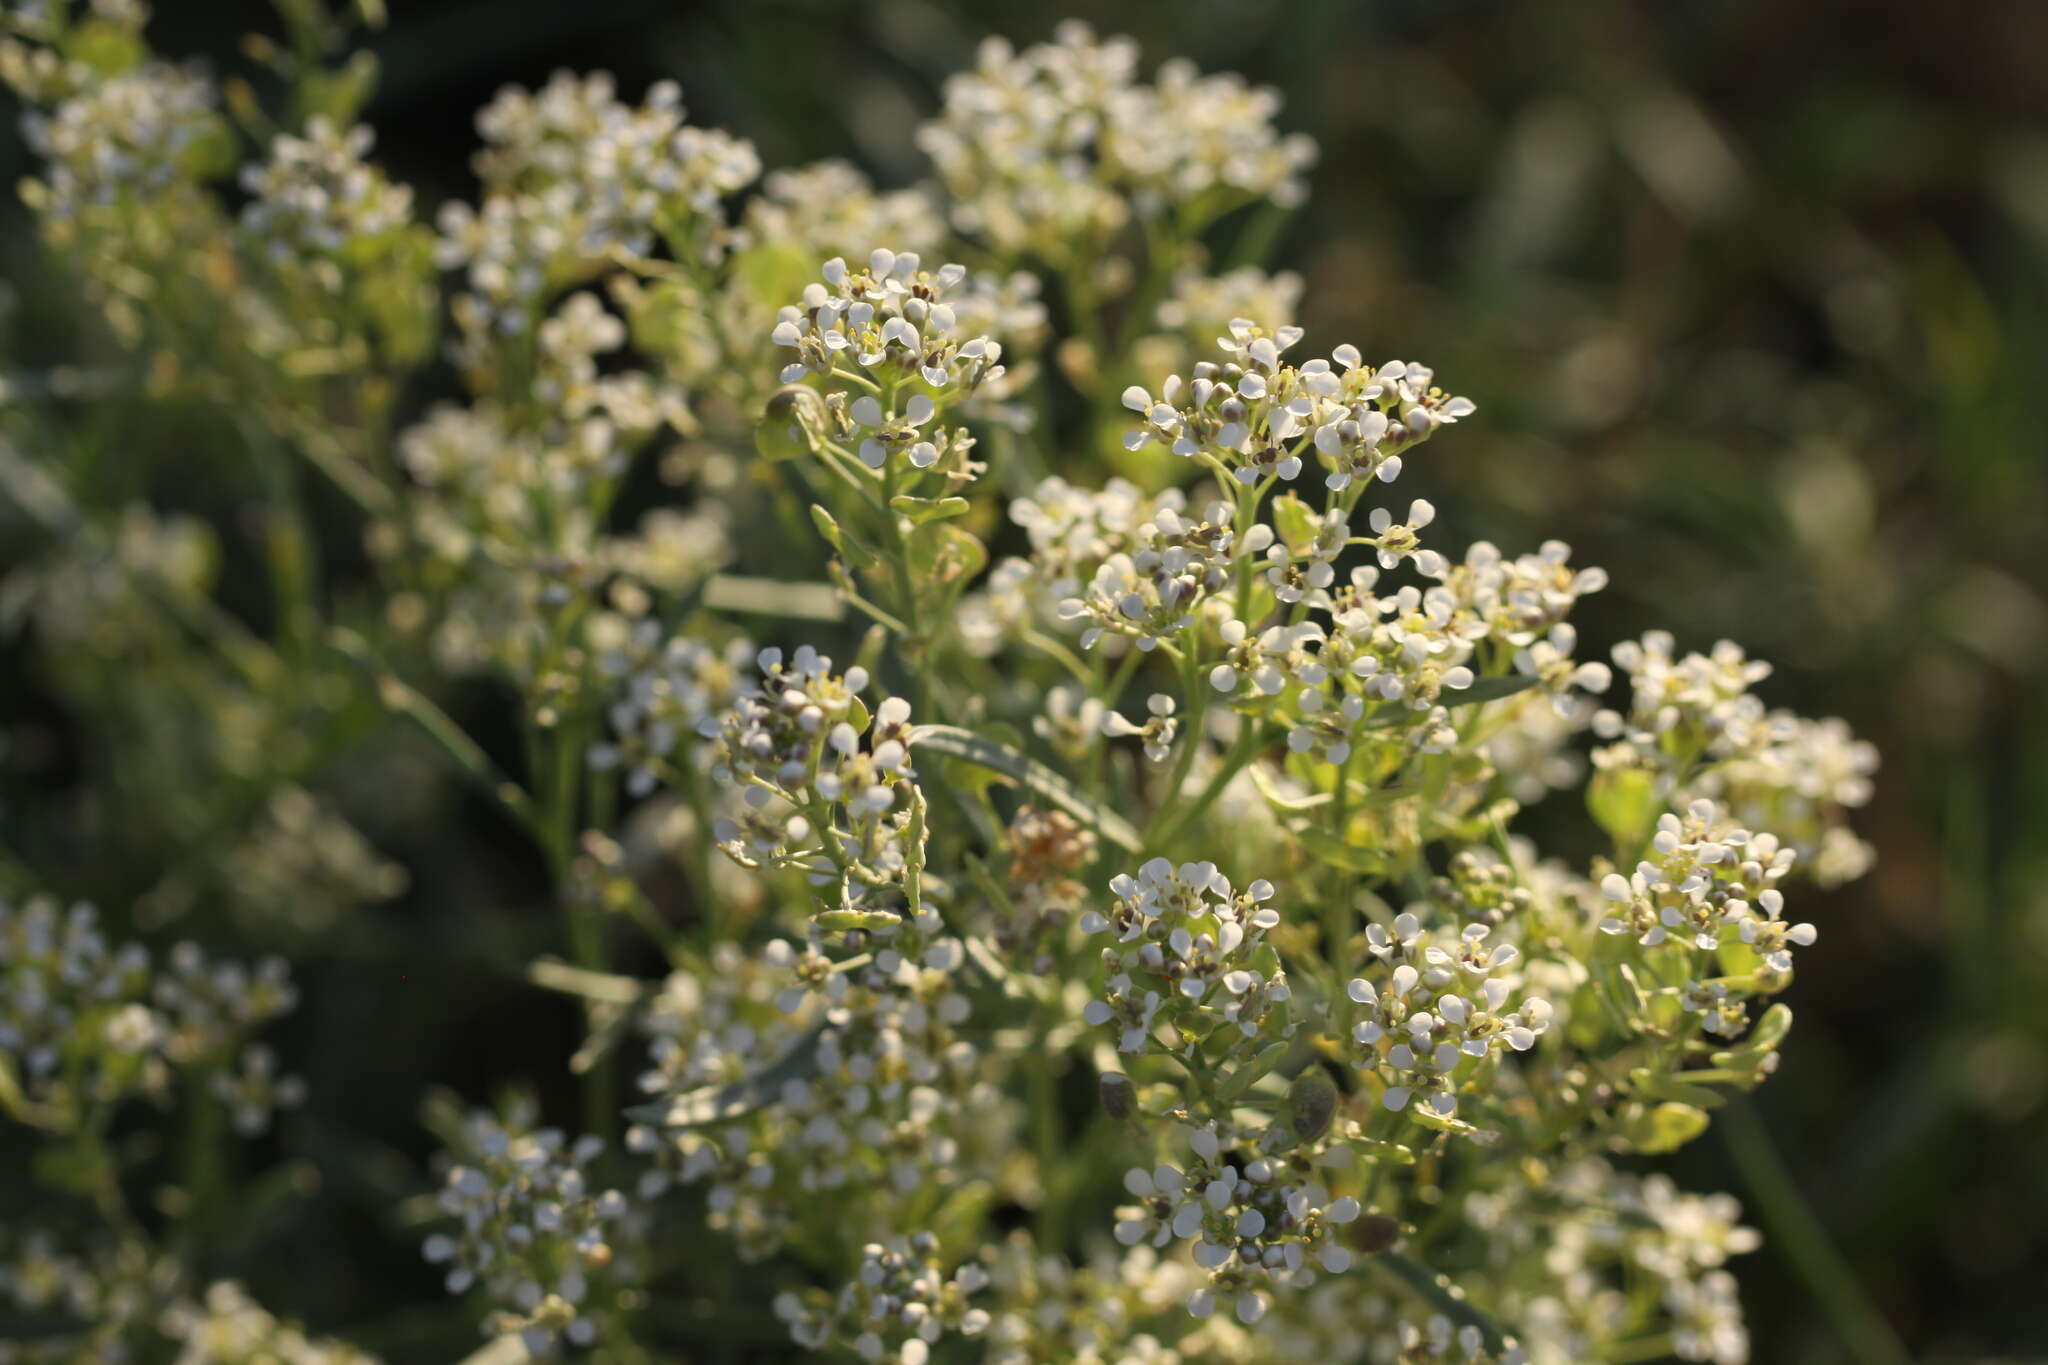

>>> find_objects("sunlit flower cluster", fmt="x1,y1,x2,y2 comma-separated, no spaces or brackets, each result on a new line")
918,22,1315,261
1123,328,1472,491
1081,858,1291,1055
0,11,1888,1365
704,645,925,919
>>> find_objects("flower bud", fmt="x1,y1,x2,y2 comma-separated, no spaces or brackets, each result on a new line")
1098,1071,1137,1121
756,384,826,463
1288,1067,1337,1144
1356,1213,1402,1254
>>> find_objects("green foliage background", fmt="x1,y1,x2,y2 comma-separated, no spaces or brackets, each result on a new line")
1,0,2043,1360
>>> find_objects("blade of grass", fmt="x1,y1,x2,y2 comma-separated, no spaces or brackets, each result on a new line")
1719,1095,1912,1365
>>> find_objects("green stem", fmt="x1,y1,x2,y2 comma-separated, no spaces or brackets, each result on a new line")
1152,645,1209,826
1146,723,1266,852
1719,1096,1911,1365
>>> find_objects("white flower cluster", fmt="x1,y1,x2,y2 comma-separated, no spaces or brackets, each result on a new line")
0,1234,375,1363
980,1231,1194,1365
1113,1121,1363,1326
1346,931,1552,1119
1,10,1892,1361
160,1280,380,1364
705,645,924,919
237,118,414,264
1460,1160,1761,1365
437,72,759,336
1395,1317,1530,1364
0,897,299,1123
739,160,946,261
963,476,1188,651
1594,631,1878,885
423,1108,635,1357
1123,325,1472,491
589,628,752,796
18,59,218,222
630,924,1001,1262
917,22,1315,260
1153,266,1304,347
775,1234,991,1364
1058,499,1241,652
217,786,409,936
1080,858,1291,1055
1598,800,1809,967
770,251,1011,477
0,1232,176,1361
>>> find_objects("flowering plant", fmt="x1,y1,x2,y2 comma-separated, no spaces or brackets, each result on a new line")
0,4,1878,1362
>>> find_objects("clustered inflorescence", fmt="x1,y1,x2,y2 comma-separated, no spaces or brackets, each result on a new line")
0,6,1879,1364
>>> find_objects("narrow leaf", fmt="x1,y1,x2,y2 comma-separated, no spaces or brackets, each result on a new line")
1296,827,1392,875
910,725,1141,852
626,1024,826,1128
1455,673,1540,706
527,958,648,1006
890,494,971,526
702,574,847,622
1377,1252,1511,1352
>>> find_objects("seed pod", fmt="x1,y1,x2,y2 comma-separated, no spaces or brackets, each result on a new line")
757,384,827,462
1356,1213,1401,1254
1098,1071,1137,1121
814,908,901,934
1288,1067,1338,1144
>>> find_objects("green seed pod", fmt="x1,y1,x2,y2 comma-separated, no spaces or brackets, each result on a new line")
1098,1071,1137,1121
1356,1213,1401,1254
1289,1067,1338,1145
813,908,902,933
756,384,826,462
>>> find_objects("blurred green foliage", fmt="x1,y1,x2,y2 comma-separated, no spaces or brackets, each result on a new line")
1,0,2042,1360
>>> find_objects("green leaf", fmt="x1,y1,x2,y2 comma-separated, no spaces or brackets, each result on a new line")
1296,826,1392,876
702,574,848,621
1270,492,1319,554
0,1054,28,1122
1454,673,1540,706
1248,760,1331,812
1376,1252,1512,1353
1631,1067,1727,1109
1588,764,1660,850
910,725,1141,852
904,785,929,920
1748,1002,1794,1053
907,523,987,606
1710,1003,1794,1077
814,908,904,933
1619,1100,1712,1154
527,958,649,1006
626,1024,826,1128
1355,1135,1418,1165
1217,1042,1289,1101
891,494,971,526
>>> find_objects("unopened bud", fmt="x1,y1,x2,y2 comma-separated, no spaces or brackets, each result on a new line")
1098,1071,1137,1121
757,385,827,462
1288,1067,1338,1145
1356,1213,1401,1254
